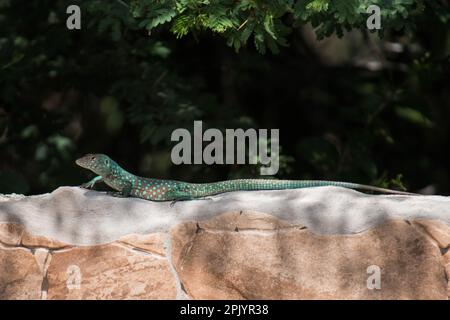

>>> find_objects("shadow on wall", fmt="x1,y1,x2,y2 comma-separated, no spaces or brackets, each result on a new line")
0,188,448,299
173,192,445,299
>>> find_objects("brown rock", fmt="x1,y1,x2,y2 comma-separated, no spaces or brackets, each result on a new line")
444,251,450,298
0,223,71,249
46,243,177,299
0,247,44,299
118,233,166,256
34,248,51,274
412,219,450,249
199,210,294,231
21,230,71,250
0,223,24,246
171,215,447,300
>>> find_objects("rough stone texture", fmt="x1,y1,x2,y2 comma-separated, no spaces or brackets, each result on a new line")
198,210,295,231
1,186,450,244
118,233,167,256
21,230,71,250
0,187,449,300
0,223,70,249
0,224,177,299
412,219,450,249
0,246,44,299
444,252,450,297
46,244,177,300
171,214,448,300
0,223,24,246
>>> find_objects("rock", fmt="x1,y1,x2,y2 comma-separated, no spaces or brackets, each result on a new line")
1,186,450,243
33,248,51,274
1,187,450,300
412,219,450,249
444,251,450,297
46,243,177,300
0,222,71,249
0,223,24,246
171,213,448,300
118,233,166,256
21,230,71,250
198,210,295,231
0,247,44,299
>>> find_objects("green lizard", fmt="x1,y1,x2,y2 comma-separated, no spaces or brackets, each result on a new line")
76,153,414,202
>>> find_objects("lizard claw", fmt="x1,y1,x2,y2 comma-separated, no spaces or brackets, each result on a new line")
80,182,94,189
80,176,103,190
170,200,178,208
169,197,212,207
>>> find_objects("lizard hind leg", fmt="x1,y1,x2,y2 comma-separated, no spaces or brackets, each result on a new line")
106,182,132,198
166,187,213,207
106,191,128,198
169,196,213,207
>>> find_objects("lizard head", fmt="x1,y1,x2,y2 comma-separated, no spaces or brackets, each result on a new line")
76,153,112,176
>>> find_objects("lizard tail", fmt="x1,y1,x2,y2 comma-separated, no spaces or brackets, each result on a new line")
281,180,416,195
193,179,416,197
286,180,416,195
343,183,416,195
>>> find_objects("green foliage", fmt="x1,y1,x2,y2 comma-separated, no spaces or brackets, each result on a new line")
0,0,449,196
114,0,449,53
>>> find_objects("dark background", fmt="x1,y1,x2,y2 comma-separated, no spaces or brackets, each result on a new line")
0,0,449,195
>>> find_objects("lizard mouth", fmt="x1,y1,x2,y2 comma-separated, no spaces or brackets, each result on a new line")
75,154,98,169
75,158,87,168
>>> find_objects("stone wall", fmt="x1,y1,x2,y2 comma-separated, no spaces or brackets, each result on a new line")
0,187,449,299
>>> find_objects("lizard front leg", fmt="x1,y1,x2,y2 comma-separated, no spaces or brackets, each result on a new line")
81,176,103,189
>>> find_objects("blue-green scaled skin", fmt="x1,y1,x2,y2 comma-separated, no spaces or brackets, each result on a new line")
76,154,413,201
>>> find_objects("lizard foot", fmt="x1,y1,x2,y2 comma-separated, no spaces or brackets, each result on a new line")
169,196,213,208
80,176,103,189
80,182,94,189
107,191,128,198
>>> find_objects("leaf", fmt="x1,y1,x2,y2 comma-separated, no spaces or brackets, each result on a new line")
306,0,330,12
148,9,177,30
100,96,125,133
150,41,171,58
240,21,255,43
254,30,266,54
332,0,359,23
170,14,192,38
394,106,434,128
263,13,277,39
